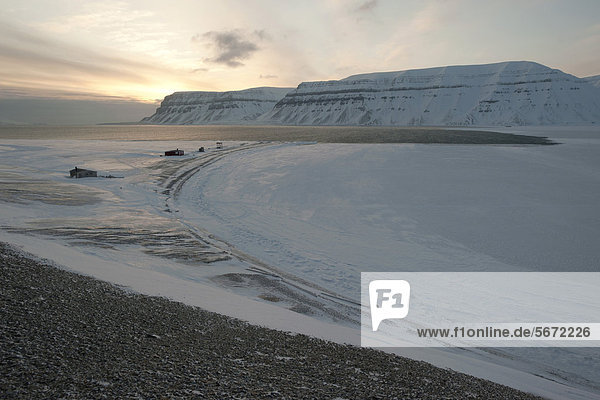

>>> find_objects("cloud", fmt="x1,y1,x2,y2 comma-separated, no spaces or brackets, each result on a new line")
0,23,157,92
355,0,378,12
0,42,149,84
33,2,180,64
0,22,165,76
253,29,270,41
259,74,278,79
196,29,264,68
0,21,212,102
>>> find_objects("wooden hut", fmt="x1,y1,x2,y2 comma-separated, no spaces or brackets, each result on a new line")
70,167,97,178
165,149,184,156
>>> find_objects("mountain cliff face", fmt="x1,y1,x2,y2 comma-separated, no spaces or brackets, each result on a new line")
141,62,600,126
141,87,291,124
260,61,600,126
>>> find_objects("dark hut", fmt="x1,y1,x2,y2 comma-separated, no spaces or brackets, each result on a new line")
70,167,97,178
165,149,184,156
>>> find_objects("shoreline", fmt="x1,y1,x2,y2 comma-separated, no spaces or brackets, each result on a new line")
0,242,542,399
0,124,555,144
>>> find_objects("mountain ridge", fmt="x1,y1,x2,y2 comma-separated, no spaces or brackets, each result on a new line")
141,87,291,125
142,61,600,126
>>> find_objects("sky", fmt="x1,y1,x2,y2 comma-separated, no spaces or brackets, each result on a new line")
1,0,599,124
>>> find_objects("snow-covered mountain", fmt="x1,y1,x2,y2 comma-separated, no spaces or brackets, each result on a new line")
261,61,600,126
141,87,291,124
141,62,600,126
584,74,600,88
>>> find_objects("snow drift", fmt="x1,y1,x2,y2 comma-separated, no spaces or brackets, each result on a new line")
584,75,600,88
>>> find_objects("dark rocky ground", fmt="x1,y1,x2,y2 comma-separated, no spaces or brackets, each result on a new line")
0,242,544,399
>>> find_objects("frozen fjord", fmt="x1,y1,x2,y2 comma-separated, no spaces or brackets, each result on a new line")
0,126,599,399
173,126,600,399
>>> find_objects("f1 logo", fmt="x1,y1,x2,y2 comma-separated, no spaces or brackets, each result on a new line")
369,280,411,331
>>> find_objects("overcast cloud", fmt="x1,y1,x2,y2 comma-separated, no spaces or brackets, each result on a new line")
197,30,264,68
355,0,378,13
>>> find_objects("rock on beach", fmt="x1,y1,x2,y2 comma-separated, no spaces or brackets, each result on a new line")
0,242,543,399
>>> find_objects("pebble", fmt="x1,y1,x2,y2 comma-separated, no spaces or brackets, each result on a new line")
0,242,543,399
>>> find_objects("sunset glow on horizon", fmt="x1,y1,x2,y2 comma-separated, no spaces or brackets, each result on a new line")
1,0,599,104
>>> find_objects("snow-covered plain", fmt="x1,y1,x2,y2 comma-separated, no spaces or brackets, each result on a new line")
178,131,600,291
1,126,599,399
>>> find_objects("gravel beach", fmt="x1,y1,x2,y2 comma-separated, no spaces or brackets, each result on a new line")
0,242,543,399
